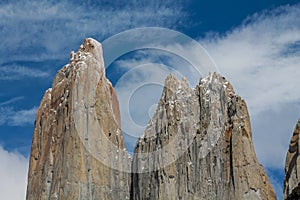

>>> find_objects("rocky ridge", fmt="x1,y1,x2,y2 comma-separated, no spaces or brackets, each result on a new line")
131,73,276,199
26,38,276,200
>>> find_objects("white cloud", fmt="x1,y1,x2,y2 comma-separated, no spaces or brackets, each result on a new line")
113,48,212,139
0,65,50,80
0,146,28,200
1,1,298,198
9,107,37,126
0,0,188,63
199,3,300,171
112,4,300,176
114,56,174,138
0,96,24,106
0,106,37,126
202,4,300,115
0,0,189,198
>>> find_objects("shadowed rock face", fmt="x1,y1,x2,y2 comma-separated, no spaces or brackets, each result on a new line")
26,38,130,200
131,73,276,200
284,119,300,200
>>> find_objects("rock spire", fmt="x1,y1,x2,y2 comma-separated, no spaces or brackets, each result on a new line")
131,73,276,200
26,38,276,200
26,38,130,200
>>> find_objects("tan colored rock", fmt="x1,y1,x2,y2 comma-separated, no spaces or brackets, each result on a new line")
284,119,300,199
131,73,276,200
26,37,276,200
26,38,130,200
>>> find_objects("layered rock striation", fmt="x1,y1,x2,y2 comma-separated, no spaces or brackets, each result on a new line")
284,119,300,199
131,73,276,200
26,38,130,200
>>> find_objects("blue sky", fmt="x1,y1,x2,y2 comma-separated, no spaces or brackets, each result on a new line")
0,0,300,199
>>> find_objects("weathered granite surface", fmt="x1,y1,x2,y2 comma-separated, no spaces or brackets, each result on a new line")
131,73,276,200
26,38,276,200
26,38,130,200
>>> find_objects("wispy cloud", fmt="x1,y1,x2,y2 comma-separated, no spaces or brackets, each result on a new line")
0,65,49,80
0,146,28,200
112,3,300,176
9,107,37,126
0,106,37,126
0,96,24,106
0,1,298,198
0,0,189,63
201,3,300,169
0,1,190,197
197,4,300,195
202,4,300,115
112,49,206,139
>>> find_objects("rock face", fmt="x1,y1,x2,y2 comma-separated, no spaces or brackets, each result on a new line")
26,37,276,200
131,73,276,200
284,119,300,199
26,38,130,200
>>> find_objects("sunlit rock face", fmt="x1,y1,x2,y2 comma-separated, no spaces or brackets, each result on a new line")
26,38,130,200
284,119,300,200
26,37,275,200
131,72,276,200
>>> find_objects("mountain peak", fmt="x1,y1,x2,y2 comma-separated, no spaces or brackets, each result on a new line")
164,73,180,87
163,74,191,98
26,38,130,200
132,71,275,199
81,38,103,62
26,38,276,200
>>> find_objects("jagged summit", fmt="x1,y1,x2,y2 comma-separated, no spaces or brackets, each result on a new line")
70,38,104,63
26,38,276,200
163,72,235,101
165,74,190,93
132,71,275,199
